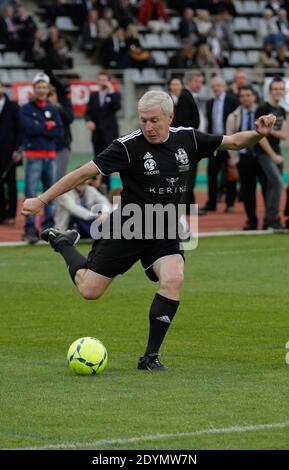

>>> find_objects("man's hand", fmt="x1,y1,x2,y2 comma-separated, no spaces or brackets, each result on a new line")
255,114,276,136
272,154,283,165
21,197,44,216
86,120,96,131
12,150,22,164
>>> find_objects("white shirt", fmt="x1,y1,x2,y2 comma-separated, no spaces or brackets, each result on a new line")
0,96,6,114
192,91,206,132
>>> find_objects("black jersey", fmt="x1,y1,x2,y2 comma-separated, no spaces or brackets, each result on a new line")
255,102,286,155
93,127,222,206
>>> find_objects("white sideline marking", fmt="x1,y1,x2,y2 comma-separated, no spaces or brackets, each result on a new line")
15,420,289,450
0,229,283,248
198,229,275,237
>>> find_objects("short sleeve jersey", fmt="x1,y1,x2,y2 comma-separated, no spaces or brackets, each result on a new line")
255,102,286,154
93,127,222,206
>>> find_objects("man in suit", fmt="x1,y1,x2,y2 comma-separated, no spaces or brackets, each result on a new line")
0,80,22,225
100,26,129,69
202,76,239,211
85,70,121,191
173,71,206,214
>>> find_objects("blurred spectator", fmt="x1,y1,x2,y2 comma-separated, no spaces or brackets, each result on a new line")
138,0,169,31
46,71,74,181
256,41,278,70
44,25,73,69
276,43,289,70
255,76,288,229
81,9,101,58
228,69,250,99
126,23,151,68
0,5,21,51
257,9,282,47
214,0,236,17
265,1,286,17
212,6,234,54
195,42,218,68
0,80,21,226
276,9,289,44
195,9,213,40
26,29,49,68
178,7,199,45
14,3,37,56
207,28,227,67
115,0,136,28
202,76,239,212
85,71,121,191
98,6,118,39
21,72,64,244
55,36,74,69
167,76,183,105
168,42,197,68
54,181,112,237
226,85,266,230
100,25,129,68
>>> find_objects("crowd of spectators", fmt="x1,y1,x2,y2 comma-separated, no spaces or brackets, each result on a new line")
0,1,289,71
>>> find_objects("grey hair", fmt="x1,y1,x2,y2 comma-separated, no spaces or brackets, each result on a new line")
138,90,174,115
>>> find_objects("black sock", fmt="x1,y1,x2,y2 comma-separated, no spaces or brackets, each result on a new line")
144,293,179,356
57,243,87,283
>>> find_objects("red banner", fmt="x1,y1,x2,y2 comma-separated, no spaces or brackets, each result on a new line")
11,80,120,117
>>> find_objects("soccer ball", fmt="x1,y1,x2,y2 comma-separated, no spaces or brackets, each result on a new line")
67,337,108,375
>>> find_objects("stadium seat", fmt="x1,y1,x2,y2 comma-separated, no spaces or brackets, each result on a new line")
229,51,248,66
141,68,164,84
0,69,11,84
130,68,143,84
160,33,180,49
9,69,28,82
241,34,257,49
142,33,161,49
2,52,26,66
233,34,243,49
247,50,260,65
233,17,252,32
235,0,245,14
151,51,169,66
168,17,181,32
55,16,79,32
26,69,40,81
221,68,236,83
244,1,262,14
249,17,260,30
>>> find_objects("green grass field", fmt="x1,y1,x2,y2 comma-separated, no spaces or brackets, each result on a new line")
1,234,289,450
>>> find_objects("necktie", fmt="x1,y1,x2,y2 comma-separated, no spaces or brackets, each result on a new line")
247,111,253,130
80,193,87,208
246,111,254,156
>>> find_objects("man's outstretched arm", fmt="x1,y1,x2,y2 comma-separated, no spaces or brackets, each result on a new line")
21,161,99,216
218,114,276,151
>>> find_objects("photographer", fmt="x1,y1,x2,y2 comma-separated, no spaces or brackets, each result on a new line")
21,72,64,243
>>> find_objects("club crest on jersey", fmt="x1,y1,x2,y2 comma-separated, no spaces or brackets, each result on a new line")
144,158,157,171
175,148,189,165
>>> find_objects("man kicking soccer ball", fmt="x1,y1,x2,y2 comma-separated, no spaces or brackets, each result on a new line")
22,90,276,371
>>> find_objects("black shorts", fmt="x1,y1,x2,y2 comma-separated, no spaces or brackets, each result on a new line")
87,238,185,282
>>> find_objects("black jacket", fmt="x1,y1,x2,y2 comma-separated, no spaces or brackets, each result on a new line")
0,95,21,171
85,90,121,146
173,88,200,129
